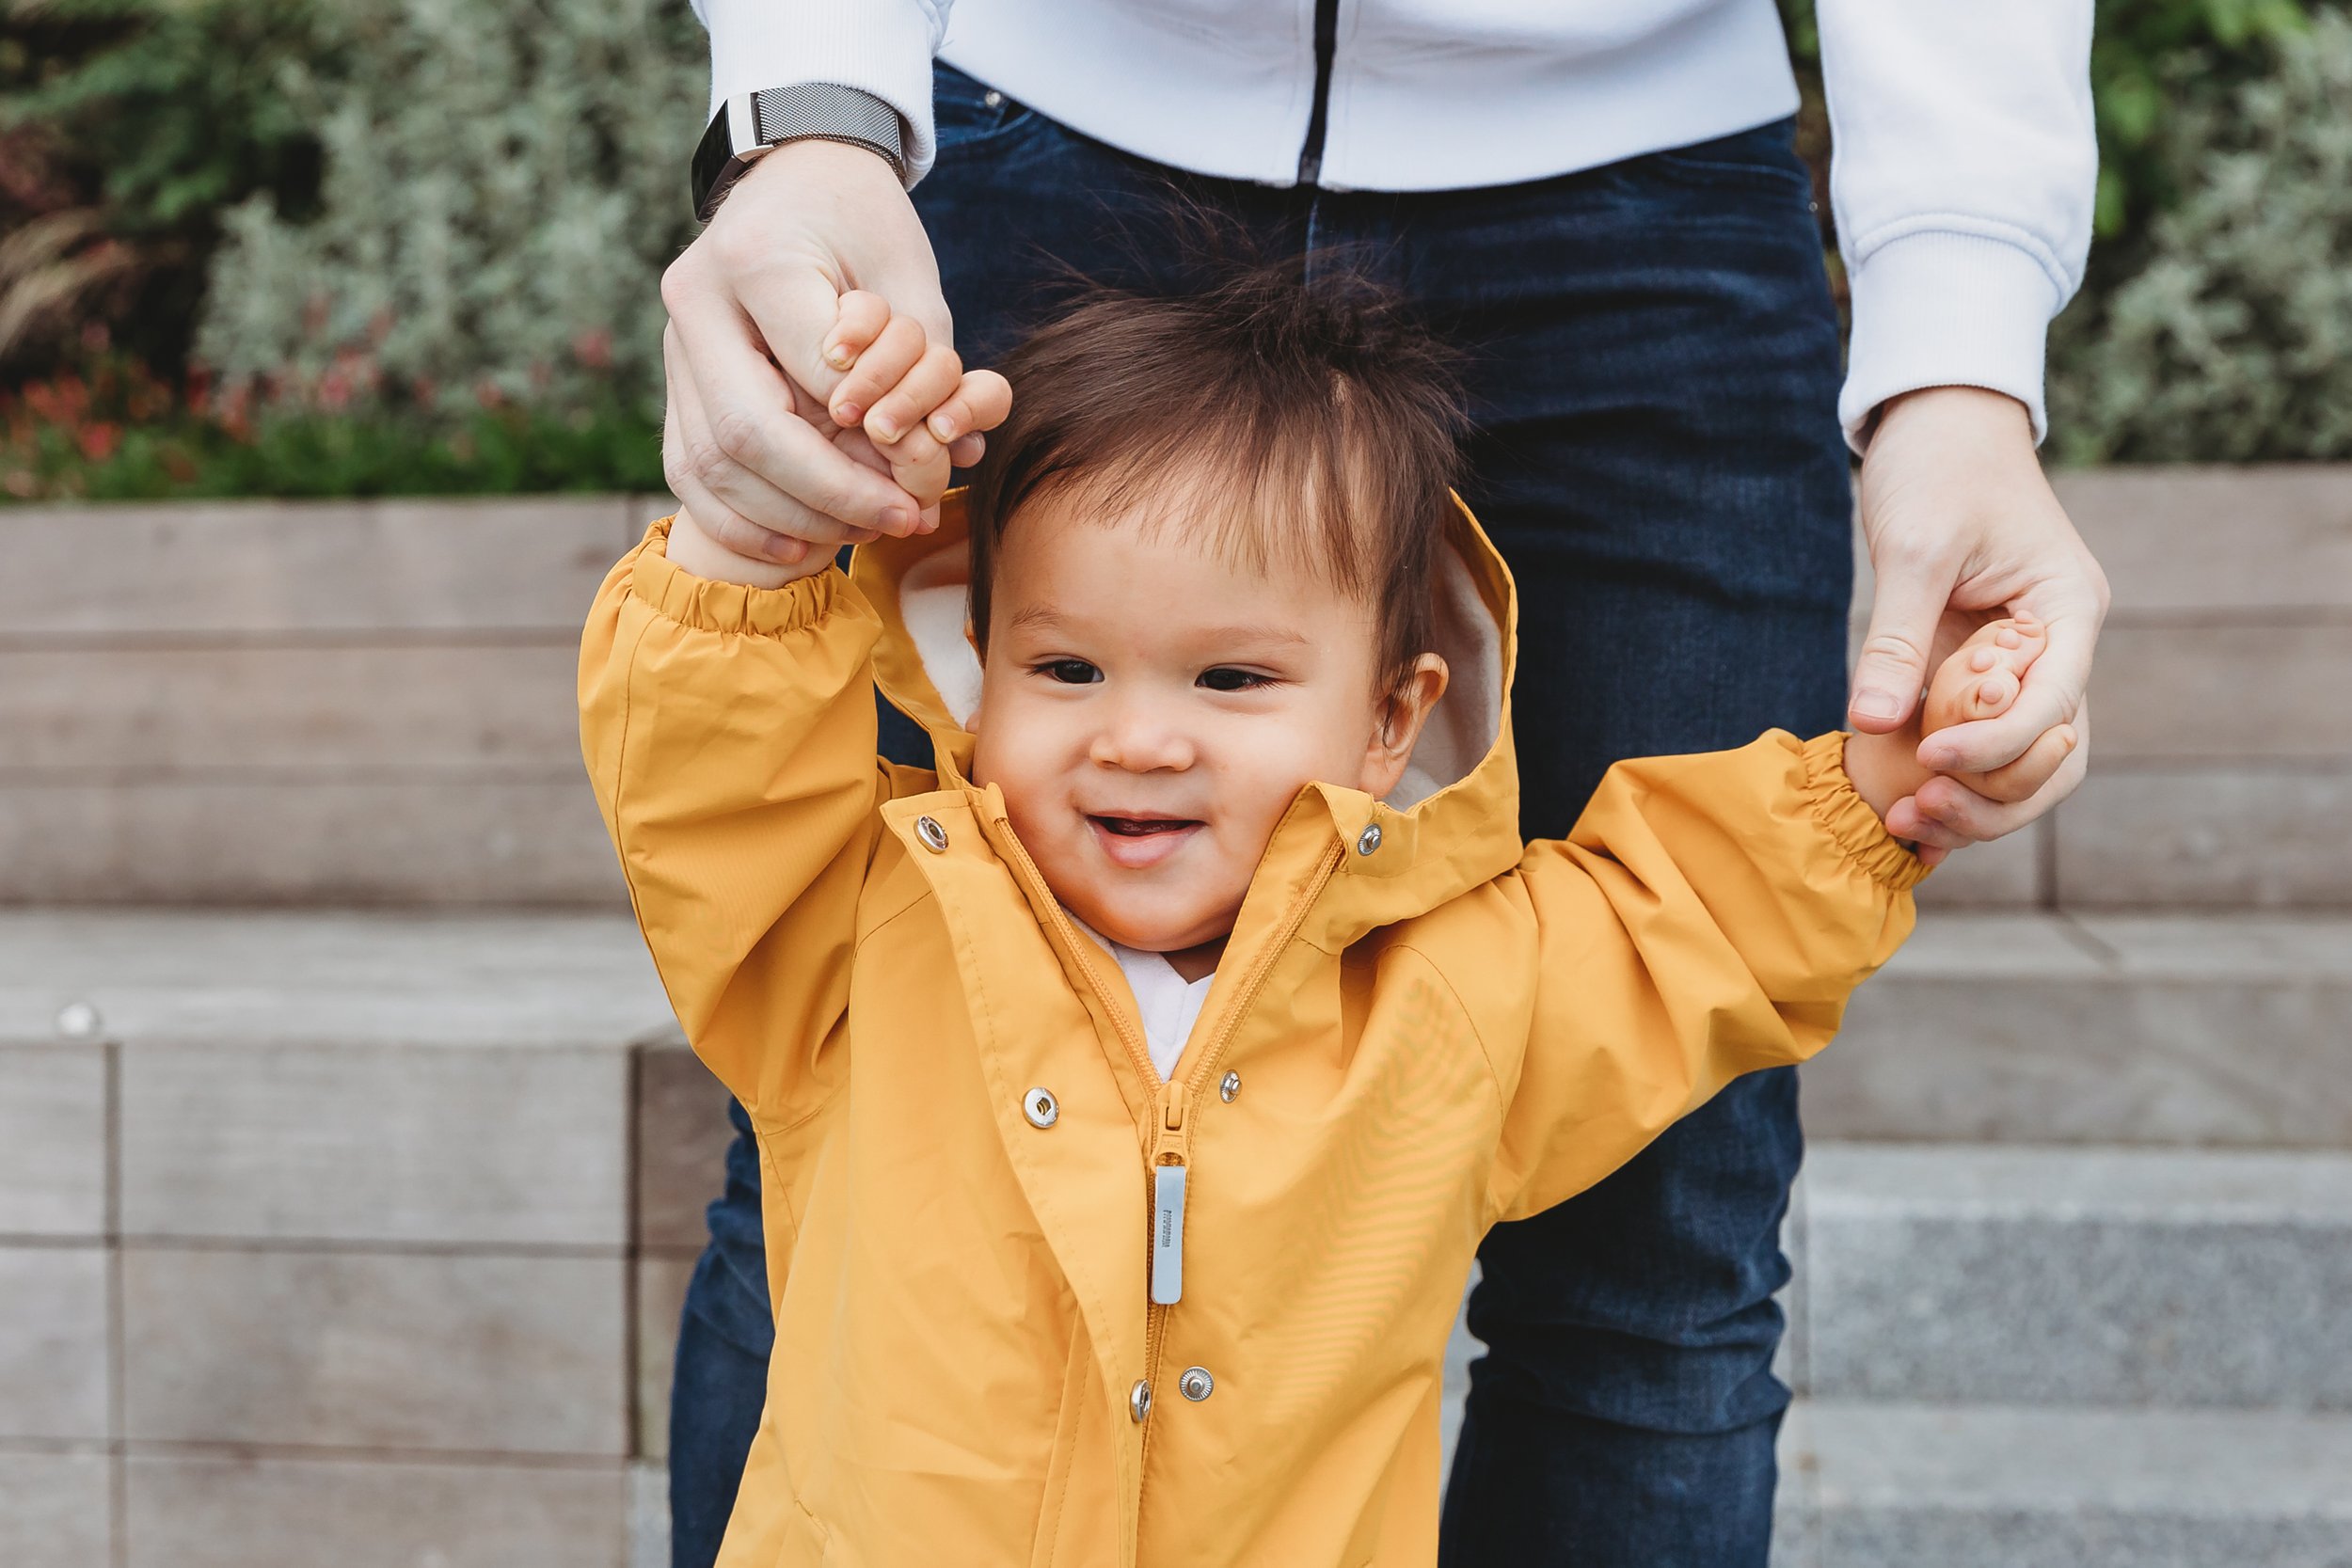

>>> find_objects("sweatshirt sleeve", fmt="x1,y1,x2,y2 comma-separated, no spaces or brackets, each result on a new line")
580,516,888,1125
1816,0,2097,447
689,0,952,185
1487,730,1924,1223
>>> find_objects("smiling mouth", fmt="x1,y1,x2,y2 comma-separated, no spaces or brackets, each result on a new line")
1089,816,1202,837
1086,814,1203,869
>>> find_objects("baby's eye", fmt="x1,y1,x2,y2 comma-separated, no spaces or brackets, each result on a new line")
1198,667,1273,692
1035,658,1102,685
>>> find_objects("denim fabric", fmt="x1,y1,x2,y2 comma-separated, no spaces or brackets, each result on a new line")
667,1098,772,1562
672,62,1850,1567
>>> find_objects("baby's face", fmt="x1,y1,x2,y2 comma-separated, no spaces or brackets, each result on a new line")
968,493,1430,968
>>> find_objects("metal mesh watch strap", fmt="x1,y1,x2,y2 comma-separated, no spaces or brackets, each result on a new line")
691,83,909,221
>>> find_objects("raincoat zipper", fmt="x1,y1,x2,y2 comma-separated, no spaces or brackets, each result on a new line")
1137,839,1345,1478
979,800,1346,1508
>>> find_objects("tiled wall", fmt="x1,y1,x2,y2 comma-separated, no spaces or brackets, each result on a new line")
0,913,720,1568
4,469,2348,910
0,496,664,906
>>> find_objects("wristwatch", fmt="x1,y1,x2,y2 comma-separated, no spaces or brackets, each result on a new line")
691,84,910,222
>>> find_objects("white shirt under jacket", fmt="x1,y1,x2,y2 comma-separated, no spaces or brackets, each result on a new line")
688,0,2096,445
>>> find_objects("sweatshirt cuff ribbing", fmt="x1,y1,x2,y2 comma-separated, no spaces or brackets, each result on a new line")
696,0,943,187
1838,229,2065,452
1801,731,1931,893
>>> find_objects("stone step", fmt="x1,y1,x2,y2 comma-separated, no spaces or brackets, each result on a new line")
1811,910,2352,1147
1790,1142,2352,1412
1774,1401,2352,1568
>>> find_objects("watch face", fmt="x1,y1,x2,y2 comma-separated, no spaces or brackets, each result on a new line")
691,105,736,219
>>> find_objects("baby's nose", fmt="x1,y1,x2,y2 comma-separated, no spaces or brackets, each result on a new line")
1089,709,1195,772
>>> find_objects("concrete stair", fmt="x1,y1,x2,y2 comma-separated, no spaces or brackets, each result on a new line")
8,907,2351,1565
1794,911,2352,1561
1777,1402,2352,1568
1432,911,2352,1564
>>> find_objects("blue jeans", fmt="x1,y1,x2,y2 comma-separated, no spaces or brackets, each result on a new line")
670,63,1850,1567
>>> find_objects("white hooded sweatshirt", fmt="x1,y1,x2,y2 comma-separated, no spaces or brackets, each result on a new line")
689,0,2095,444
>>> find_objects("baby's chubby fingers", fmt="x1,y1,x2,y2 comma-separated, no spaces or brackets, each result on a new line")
835,424,948,520
829,313,930,428
862,367,1015,506
864,341,965,445
920,369,1013,450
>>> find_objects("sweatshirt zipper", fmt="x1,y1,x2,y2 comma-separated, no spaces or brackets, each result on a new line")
1137,840,1344,1478
1295,0,1341,185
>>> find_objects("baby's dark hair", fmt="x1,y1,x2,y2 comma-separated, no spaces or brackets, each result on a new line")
963,254,1468,695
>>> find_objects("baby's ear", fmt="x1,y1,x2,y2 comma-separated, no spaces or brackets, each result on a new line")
1360,653,1450,799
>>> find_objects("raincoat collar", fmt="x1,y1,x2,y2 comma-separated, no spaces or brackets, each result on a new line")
850,490,1528,951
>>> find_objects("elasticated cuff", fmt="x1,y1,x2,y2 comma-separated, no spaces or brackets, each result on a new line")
628,515,854,637
1801,731,1931,892
1838,228,2064,451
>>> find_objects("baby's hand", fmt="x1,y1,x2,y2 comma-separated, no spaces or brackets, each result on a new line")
822,291,1012,515
1916,616,2078,805
1844,614,2079,863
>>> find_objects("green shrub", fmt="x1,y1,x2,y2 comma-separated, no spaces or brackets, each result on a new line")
2048,12,2352,461
1776,1,2320,243
192,0,704,428
0,0,327,379
0,352,664,499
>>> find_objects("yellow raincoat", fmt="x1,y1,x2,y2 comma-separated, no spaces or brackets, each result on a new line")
580,496,1923,1568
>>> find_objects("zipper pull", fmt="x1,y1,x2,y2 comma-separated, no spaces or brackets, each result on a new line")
1151,1160,1186,1306
1149,1081,1189,1306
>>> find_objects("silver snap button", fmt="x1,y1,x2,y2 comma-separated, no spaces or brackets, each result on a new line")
1179,1367,1214,1402
1023,1086,1059,1129
1219,1070,1240,1103
914,816,949,853
1357,823,1382,856
1129,1379,1152,1422
983,89,1005,108
54,1001,102,1040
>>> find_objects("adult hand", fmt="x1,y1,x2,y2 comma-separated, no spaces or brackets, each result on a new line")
659,139,998,568
1849,386,2110,854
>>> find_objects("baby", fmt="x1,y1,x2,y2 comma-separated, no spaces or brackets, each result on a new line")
584,265,2071,1568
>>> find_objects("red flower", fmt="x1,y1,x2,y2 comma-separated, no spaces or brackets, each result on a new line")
572,328,613,371
77,421,121,462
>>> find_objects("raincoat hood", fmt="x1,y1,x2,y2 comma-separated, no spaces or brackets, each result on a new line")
850,489,1531,945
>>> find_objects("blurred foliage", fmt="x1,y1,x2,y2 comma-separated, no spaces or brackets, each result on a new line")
1781,0,2349,460
192,0,704,429
1,0,698,499
5,0,2346,492
2082,0,2313,238
2048,10,2352,460
0,0,329,380
1,348,665,499
1778,0,2319,243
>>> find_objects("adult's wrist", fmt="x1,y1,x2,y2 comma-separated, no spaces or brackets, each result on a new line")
695,0,942,183
692,84,910,221
1865,384,2034,458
